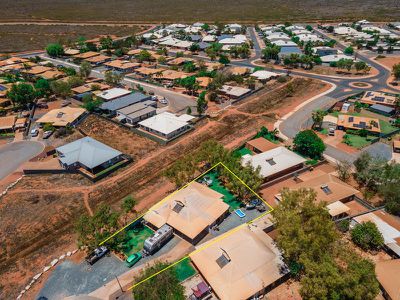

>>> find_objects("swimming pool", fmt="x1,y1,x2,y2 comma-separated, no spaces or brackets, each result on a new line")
235,209,246,218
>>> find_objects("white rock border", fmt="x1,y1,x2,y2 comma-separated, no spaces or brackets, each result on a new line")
0,175,25,200
16,248,79,299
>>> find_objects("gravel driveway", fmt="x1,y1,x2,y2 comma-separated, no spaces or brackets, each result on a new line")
0,141,44,180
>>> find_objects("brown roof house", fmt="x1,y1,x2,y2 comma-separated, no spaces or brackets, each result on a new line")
275,173,360,219
190,225,289,300
245,137,279,154
375,259,400,300
36,107,87,127
144,181,229,244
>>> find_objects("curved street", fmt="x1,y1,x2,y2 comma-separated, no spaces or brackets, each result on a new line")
0,141,44,180
236,27,398,162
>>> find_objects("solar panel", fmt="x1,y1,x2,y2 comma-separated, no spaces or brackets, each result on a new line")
172,201,184,213
373,96,385,102
348,116,354,122
321,184,332,195
216,254,230,268
359,121,366,128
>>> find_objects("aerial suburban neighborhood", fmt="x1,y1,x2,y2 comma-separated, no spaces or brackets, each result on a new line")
0,4,400,300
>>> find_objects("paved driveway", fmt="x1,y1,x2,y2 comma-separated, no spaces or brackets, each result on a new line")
0,141,44,180
37,254,128,300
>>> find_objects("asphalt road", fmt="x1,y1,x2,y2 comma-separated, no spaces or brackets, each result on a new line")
0,141,44,180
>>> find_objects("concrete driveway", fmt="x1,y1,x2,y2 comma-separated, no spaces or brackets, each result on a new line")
0,141,44,180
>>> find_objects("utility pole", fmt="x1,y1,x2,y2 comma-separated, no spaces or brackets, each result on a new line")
115,275,124,293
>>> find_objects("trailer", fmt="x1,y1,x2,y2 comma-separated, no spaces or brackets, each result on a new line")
143,224,173,255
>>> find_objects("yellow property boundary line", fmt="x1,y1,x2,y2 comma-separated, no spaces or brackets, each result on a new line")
100,162,274,291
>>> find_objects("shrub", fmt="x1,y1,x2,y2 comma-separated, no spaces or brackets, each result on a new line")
337,220,350,232
351,221,384,250
293,130,326,159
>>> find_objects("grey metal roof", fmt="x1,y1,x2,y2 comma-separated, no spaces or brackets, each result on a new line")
127,106,156,120
117,100,155,115
56,136,122,169
100,92,151,112
370,104,394,114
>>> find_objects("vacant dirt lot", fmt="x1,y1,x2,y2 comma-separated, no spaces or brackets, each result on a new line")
0,24,142,53
0,77,330,299
0,0,398,22
78,114,160,159
238,78,328,115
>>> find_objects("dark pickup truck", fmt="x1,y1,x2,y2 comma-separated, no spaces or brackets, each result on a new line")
85,246,109,265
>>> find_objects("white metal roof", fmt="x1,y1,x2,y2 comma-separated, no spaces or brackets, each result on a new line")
138,112,194,135
241,146,306,178
97,88,131,101
320,54,354,63
251,70,278,80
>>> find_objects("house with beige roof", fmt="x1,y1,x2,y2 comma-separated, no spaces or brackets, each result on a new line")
190,225,288,300
275,173,360,219
359,91,397,107
144,181,229,244
36,107,87,127
0,115,16,132
337,114,381,134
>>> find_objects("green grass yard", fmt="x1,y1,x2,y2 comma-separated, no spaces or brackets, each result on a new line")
343,134,374,149
379,120,398,135
200,170,242,210
174,258,197,282
122,223,153,257
235,147,252,157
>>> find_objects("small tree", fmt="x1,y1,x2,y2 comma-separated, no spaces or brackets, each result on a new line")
186,106,192,115
196,91,207,115
344,46,354,55
311,109,326,129
351,221,384,250
293,130,326,159
34,78,51,99
104,70,123,86
50,80,72,99
46,43,64,57
121,195,136,213
218,54,230,65
393,63,400,80
79,61,92,78
335,160,352,181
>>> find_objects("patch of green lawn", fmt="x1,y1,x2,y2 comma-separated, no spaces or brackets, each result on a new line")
343,134,374,149
235,147,252,156
201,170,242,210
174,258,197,282
379,120,398,135
122,224,153,257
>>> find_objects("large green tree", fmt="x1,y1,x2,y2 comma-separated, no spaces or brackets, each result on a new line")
293,129,326,159
7,83,37,107
273,189,379,300
133,262,185,300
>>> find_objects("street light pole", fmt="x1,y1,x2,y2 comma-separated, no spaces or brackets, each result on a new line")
115,275,124,293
